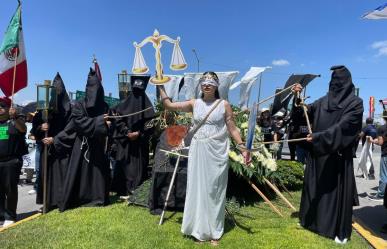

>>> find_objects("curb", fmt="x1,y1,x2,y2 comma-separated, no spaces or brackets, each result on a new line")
0,213,41,233
353,218,387,249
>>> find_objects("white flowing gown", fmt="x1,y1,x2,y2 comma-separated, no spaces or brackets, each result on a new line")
181,98,230,241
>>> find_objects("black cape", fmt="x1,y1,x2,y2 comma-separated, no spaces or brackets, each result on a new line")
148,130,189,214
111,87,155,195
59,69,110,211
299,66,363,240
35,73,72,209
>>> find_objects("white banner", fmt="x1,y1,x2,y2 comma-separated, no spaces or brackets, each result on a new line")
363,4,387,19
234,67,270,110
358,139,374,178
182,71,239,100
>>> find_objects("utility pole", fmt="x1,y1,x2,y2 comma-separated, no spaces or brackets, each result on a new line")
192,49,200,72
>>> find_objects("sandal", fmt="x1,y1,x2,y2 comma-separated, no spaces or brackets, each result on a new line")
210,240,219,246
194,238,204,245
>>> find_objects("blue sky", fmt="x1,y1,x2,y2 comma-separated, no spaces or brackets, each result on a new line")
1,0,387,120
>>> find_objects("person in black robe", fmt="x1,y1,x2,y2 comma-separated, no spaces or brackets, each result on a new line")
59,68,110,211
294,65,363,243
35,73,72,210
111,75,155,196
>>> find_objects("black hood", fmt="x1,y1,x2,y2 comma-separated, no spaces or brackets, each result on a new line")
116,90,155,131
327,65,355,111
51,72,70,115
84,68,107,116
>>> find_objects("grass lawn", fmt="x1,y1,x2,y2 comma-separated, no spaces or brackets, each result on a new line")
0,192,370,249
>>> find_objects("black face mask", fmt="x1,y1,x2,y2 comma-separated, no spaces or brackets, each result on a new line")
130,75,150,92
327,65,355,111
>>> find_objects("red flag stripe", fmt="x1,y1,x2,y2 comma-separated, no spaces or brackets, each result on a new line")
0,60,27,97
94,62,102,82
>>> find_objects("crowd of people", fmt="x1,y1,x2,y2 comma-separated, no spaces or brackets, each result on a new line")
0,65,386,246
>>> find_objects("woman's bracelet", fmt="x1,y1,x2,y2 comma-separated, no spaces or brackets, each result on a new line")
236,143,247,151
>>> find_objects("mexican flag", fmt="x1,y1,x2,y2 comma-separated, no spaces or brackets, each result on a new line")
0,5,27,97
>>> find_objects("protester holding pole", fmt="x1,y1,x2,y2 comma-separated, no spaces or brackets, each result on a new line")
158,71,249,246
293,65,363,244
34,73,72,211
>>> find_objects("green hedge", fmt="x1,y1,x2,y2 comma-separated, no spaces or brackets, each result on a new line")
269,160,304,191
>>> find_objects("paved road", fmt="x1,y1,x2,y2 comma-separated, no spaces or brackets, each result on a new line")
353,146,387,241
16,176,40,220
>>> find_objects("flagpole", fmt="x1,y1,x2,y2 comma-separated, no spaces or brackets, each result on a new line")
10,47,18,108
11,1,22,108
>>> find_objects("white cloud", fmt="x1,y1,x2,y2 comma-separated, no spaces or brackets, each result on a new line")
377,47,387,56
371,40,387,57
272,59,290,66
371,40,387,49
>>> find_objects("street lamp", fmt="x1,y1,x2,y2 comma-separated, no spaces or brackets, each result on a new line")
192,49,199,72
36,80,56,214
118,70,131,100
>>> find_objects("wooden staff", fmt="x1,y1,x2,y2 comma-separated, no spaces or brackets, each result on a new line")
10,48,18,108
278,181,294,199
258,137,308,145
263,177,296,211
239,138,308,152
255,83,296,107
159,149,188,225
225,207,236,226
243,176,283,217
42,109,49,214
296,92,312,134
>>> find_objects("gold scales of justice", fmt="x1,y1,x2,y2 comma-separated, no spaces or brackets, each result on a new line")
132,29,188,85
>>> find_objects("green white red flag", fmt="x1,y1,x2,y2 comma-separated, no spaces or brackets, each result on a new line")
0,5,28,97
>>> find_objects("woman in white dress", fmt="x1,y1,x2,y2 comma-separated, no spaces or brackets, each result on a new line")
158,72,249,246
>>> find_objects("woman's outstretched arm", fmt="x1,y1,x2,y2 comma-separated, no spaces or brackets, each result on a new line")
158,85,194,113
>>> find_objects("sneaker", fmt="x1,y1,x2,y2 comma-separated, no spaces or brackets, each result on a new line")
119,195,130,200
367,193,384,202
28,189,36,195
334,236,348,244
2,220,15,228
